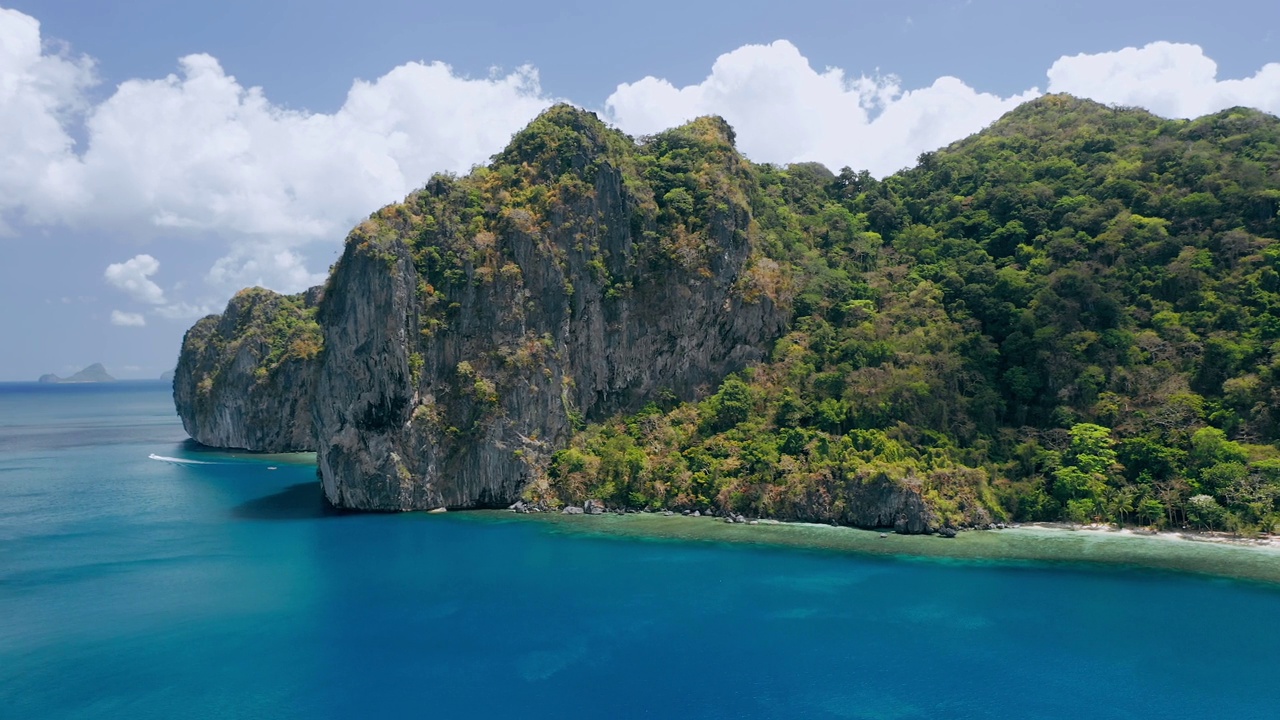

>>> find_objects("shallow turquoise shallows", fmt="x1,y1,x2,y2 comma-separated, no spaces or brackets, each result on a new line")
2,382,1278,720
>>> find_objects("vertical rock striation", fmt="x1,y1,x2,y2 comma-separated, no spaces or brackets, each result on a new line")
314,106,789,510
170,105,939,530
173,286,323,452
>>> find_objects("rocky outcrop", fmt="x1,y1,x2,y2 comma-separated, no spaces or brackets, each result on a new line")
173,286,323,452
313,106,789,510
170,105,936,529
766,472,937,534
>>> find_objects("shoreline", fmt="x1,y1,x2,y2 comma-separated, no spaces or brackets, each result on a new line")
1016,521,1279,551
456,509,1280,586
168,445,1280,583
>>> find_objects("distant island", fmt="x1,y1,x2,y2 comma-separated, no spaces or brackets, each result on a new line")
160,370,175,382
38,363,116,384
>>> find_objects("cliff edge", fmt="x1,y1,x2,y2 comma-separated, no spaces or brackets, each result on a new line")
314,107,789,510
171,104,955,532
173,286,323,452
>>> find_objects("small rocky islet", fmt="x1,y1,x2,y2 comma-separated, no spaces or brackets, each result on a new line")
38,363,115,384
173,95,1280,541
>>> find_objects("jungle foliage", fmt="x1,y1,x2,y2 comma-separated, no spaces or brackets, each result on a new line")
351,96,1280,532
544,95,1280,533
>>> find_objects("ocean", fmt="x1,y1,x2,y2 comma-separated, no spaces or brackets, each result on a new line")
2,381,1278,719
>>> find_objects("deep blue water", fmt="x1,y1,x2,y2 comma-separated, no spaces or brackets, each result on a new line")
2,382,1279,719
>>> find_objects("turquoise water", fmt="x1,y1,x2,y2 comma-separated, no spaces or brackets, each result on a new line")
2,382,1279,719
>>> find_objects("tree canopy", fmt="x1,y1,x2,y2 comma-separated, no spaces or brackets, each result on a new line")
535,95,1280,534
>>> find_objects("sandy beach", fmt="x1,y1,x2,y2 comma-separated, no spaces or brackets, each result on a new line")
479,510,1280,585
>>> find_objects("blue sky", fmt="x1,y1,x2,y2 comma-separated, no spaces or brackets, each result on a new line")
1,0,1278,380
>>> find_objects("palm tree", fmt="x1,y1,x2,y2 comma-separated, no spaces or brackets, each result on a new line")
1103,486,1136,526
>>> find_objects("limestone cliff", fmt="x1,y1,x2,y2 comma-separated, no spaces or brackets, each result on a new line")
171,105,940,532
314,107,788,510
173,286,323,452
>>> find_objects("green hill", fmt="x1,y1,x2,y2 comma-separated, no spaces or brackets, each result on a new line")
549,95,1280,533
174,96,1280,533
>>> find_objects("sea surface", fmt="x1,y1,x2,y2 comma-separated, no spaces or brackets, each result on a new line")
2,381,1278,719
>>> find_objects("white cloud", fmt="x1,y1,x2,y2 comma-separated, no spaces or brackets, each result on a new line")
1,6,554,294
205,245,325,294
103,253,219,320
0,7,94,233
57,54,553,245
104,254,165,304
605,41,1037,177
606,39,1280,175
152,302,215,320
110,310,146,327
1046,42,1280,119
3,5,1280,308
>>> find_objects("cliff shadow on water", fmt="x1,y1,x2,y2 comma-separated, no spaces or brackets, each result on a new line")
231,482,348,521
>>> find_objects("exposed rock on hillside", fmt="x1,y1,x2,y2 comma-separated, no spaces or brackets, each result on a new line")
173,286,323,452
313,106,790,510
171,96,1280,533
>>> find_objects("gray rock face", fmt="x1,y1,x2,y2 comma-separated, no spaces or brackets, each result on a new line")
777,472,937,534
313,111,787,511
173,287,322,452
170,107,937,529
852,478,936,534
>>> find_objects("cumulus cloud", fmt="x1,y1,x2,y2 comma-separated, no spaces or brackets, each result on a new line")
55,54,553,242
103,253,217,320
110,310,146,327
104,254,166,304
205,245,325,294
0,7,94,233
152,302,215,320
1047,42,1280,119
1,6,554,294
606,41,1036,176
605,39,1280,176
4,5,1280,305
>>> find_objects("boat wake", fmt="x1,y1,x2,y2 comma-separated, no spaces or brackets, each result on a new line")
148,453,220,465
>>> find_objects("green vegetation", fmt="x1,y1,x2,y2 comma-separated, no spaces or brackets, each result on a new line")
185,287,323,392
541,96,1280,533
349,106,773,346
339,97,1280,533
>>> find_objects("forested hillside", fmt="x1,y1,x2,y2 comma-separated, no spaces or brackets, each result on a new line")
544,95,1280,534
